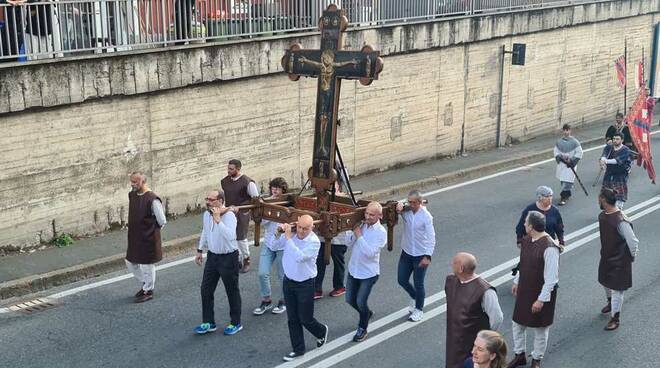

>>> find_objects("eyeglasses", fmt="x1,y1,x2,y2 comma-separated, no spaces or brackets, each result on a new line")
205,197,217,201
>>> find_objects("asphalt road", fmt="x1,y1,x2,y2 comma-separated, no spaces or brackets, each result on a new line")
2,136,659,368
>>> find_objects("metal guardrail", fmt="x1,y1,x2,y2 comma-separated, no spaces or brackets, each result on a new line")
0,0,609,62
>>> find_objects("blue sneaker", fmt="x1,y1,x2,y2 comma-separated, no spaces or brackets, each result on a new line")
194,323,217,335
224,323,243,335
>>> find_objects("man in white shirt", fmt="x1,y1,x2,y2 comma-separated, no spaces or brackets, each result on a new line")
445,252,503,368
272,215,329,362
345,202,387,342
193,190,243,336
396,190,436,322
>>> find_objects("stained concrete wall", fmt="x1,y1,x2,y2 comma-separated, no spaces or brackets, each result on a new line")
1,0,659,249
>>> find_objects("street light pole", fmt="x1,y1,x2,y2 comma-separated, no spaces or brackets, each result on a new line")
496,43,526,147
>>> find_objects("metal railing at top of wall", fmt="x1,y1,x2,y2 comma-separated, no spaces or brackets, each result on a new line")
0,0,610,63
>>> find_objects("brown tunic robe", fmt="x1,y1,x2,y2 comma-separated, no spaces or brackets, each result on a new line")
445,274,493,368
221,174,254,240
126,191,163,264
512,235,560,328
598,211,633,291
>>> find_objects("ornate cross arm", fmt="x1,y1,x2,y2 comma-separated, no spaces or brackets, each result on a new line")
282,45,383,86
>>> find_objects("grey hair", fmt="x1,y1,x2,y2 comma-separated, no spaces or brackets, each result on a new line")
408,190,423,201
526,211,546,232
535,185,553,200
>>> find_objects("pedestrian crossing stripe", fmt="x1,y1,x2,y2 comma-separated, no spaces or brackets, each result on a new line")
6,298,59,314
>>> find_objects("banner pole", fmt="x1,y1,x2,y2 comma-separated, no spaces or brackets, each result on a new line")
624,38,628,112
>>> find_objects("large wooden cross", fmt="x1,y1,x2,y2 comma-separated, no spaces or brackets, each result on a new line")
247,5,391,264
281,4,383,201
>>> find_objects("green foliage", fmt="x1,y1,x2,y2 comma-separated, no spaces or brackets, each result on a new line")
53,234,74,248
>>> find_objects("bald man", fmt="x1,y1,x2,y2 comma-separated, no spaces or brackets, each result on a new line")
272,215,330,362
445,252,503,368
126,172,166,303
345,202,387,342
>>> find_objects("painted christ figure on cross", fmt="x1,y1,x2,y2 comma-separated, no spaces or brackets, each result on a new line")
299,50,359,92
281,4,383,198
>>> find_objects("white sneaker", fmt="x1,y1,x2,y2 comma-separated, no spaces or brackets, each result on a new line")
409,309,423,322
408,300,416,314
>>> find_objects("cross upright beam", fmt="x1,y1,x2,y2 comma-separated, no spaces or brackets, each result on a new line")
281,4,383,199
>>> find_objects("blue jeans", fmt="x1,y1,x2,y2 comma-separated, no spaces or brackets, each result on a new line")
397,250,428,310
258,246,284,299
345,273,378,329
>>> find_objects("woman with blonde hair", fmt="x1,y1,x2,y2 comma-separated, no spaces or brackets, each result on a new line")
463,330,508,368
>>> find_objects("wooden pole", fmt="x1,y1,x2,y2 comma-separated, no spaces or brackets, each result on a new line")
624,38,628,112
642,46,646,88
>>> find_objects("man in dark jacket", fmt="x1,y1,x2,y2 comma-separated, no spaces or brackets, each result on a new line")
125,172,166,303
508,211,560,368
445,252,503,368
597,188,639,331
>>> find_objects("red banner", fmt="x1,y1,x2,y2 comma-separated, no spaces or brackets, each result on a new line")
635,58,644,89
625,88,656,184
615,55,626,89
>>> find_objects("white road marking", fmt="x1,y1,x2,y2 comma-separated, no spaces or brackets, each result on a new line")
306,200,660,368
273,195,660,368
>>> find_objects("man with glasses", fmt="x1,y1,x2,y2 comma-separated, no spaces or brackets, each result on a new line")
396,190,436,322
193,189,243,336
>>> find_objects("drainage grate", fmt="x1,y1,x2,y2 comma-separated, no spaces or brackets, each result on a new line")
7,298,59,314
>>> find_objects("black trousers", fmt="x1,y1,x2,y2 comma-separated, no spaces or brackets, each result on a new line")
1,6,24,62
283,277,326,354
173,0,195,41
315,243,347,291
201,250,241,325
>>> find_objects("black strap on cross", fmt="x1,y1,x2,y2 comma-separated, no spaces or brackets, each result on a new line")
335,144,358,206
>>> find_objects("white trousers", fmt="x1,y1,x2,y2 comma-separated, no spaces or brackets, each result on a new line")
237,239,250,260
512,321,550,360
24,34,55,60
604,287,625,316
125,260,156,291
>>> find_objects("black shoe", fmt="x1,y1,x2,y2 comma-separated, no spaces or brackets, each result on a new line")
253,301,273,315
135,290,153,303
353,327,368,342
316,324,329,348
282,352,304,361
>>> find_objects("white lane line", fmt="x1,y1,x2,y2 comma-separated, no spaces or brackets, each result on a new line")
271,195,660,368
419,130,659,198
307,201,660,368
0,250,227,314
